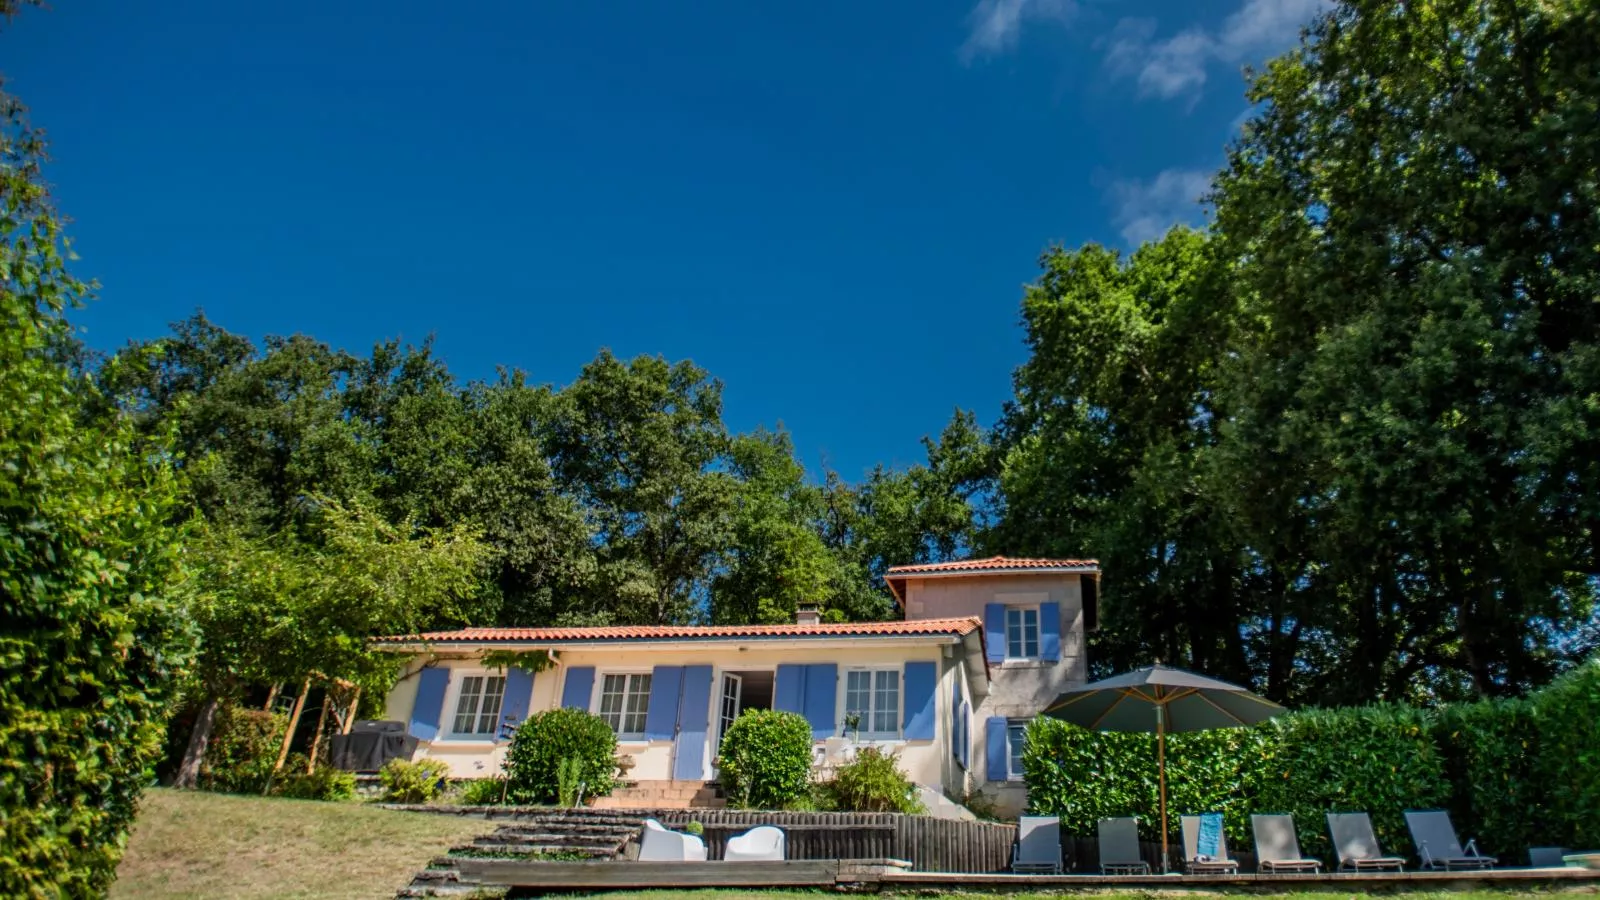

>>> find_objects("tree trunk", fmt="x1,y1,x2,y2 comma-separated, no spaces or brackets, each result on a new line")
263,683,280,711
173,694,221,790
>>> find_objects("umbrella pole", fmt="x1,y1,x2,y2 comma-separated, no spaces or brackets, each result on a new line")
1158,708,1168,872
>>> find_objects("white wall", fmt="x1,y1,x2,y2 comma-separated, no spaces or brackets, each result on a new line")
386,639,962,791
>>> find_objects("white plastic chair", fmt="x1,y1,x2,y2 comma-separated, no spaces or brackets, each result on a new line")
637,819,708,861
724,825,786,861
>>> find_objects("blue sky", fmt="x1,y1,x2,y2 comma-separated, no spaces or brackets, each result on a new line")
8,0,1324,480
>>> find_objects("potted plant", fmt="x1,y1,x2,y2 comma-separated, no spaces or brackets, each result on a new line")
842,712,862,742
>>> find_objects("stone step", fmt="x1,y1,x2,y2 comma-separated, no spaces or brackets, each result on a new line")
485,814,646,828
494,819,642,831
474,832,627,848
487,822,638,833
457,839,624,851
397,887,507,899
589,796,727,810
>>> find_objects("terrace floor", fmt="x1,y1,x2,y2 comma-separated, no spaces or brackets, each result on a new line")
438,857,1600,897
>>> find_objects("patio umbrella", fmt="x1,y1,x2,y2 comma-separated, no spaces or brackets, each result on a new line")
1041,664,1286,870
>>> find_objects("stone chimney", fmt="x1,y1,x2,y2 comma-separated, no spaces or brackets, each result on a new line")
795,602,821,626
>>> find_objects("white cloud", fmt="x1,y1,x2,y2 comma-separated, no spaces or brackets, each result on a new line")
1100,17,1155,74
1136,28,1214,98
1107,168,1212,245
1215,0,1328,57
958,0,1077,64
1107,0,1331,99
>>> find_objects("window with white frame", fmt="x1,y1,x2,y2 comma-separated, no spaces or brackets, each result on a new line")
1005,606,1040,659
450,674,507,737
1007,720,1027,779
844,668,901,738
597,672,652,740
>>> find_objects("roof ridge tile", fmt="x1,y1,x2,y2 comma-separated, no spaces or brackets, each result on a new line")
375,615,983,645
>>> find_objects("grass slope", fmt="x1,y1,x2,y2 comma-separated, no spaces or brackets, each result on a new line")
112,787,486,900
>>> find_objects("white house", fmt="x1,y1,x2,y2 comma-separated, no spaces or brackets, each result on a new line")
375,556,1098,816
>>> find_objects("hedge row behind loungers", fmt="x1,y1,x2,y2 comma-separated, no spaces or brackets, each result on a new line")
1022,657,1600,861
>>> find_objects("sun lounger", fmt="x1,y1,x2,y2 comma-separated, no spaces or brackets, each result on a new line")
724,825,785,861
1098,817,1152,874
1251,814,1322,873
1181,813,1240,874
1403,810,1495,870
1530,847,1571,868
637,819,708,861
1327,812,1406,872
1012,816,1064,874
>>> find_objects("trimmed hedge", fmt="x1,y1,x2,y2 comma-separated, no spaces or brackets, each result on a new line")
1023,657,1600,860
1251,706,1447,858
505,708,617,804
1,102,196,894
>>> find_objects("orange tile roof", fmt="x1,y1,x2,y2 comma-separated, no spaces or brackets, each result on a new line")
374,615,982,646
885,555,1099,575
883,555,1099,603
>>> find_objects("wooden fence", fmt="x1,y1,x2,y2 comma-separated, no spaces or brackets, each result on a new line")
647,810,1017,872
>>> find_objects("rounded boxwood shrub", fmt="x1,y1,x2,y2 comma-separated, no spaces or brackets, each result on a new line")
717,709,813,810
505,708,617,804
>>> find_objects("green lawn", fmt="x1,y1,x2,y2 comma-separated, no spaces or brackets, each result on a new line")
112,787,487,900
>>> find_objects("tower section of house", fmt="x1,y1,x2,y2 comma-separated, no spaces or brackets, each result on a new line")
885,556,1100,818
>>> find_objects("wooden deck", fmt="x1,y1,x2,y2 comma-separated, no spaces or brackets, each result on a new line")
883,866,1600,890
440,858,1600,894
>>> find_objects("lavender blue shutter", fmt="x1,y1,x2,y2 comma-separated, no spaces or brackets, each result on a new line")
802,663,837,740
950,678,961,763
643,665,684,741
500,667,535,734
409,667,450,741
774,664,805,715
672,665,714,779
903,662,937,740
1039,601,1061,662
560,666,595,710
957,701,970,769
984,603,1006,664
985,716,1009,782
